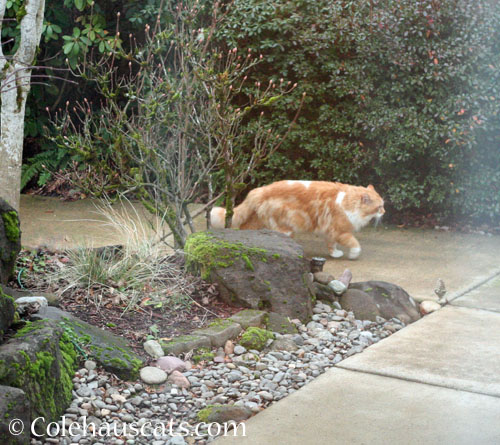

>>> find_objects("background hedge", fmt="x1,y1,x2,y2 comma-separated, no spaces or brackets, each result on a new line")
16,0,500,226
219,0,500,225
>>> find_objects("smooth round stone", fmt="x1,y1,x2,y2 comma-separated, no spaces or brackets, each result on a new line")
140,367,168,385
143,340,164,359
234,345,247,355
420,300,441,315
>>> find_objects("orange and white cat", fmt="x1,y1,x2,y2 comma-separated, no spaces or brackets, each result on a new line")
210,180,385,259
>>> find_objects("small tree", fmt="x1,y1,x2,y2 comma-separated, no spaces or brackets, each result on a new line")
0,0,46,210
54,0,303,247
198,47,304,227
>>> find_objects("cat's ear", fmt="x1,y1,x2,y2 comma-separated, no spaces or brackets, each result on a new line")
367,184,375,191
361,194,372,204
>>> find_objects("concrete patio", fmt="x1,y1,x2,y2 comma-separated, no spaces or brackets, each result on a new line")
216,275,500,444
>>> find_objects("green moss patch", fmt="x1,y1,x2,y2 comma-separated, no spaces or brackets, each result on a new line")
197,404,222,423
2,211,20,243
239,327,274,351
0,320,78,427
192,349,215,363
184,232,268,279
0,285,16,337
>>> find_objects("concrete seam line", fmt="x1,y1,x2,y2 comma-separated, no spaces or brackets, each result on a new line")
447,304,500,316
334,365,500,400
446,268,500,303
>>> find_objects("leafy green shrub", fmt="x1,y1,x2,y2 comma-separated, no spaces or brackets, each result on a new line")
219,0,500,224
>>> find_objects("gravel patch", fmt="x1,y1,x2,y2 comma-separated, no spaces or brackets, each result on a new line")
33,302,404,445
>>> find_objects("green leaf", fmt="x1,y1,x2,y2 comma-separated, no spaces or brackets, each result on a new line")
74,0,85,11
63,42,74,55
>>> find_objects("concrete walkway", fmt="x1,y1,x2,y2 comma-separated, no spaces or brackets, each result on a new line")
216,275,500,445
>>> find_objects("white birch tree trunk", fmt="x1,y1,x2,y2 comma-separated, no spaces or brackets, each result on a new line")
0,0,46,210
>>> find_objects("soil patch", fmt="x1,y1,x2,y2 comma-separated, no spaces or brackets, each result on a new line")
9,248,241,361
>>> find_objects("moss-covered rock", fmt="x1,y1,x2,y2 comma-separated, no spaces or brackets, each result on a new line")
0,199,21,285
197,404,252,423
0,385,30,445
0,320,78,434
239,327,274,351
184,231,268,280
0,285,15,338
185,229,314,322
32,306,143,380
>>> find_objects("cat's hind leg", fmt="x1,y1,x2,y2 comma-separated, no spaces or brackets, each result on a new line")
327,233,344,258
337,232,361,260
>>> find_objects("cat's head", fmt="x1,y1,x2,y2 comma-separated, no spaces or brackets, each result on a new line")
361,184,385,224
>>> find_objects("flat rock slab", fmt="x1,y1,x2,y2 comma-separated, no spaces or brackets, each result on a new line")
215,367,500,445
161,335,211,356
229,309,267,330
265,312,298,335
193,321,242,348
451,274,500,313
338,305,500,397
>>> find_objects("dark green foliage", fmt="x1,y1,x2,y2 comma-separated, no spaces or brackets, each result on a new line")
21,146,76,190
15,0,500,224
218,0,500,224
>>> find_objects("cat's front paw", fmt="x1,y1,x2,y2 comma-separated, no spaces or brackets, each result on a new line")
348,247,361,260
330,249,344,258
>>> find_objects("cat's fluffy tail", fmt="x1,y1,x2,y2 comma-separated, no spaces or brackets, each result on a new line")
209,207,226,229
209,202,254,229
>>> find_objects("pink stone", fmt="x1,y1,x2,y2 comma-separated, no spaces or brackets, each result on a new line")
168,370,191,388
339,269,353,287
156,356,187,373
224,340,235,355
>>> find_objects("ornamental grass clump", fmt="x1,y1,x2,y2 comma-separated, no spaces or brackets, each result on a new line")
52,199,198,312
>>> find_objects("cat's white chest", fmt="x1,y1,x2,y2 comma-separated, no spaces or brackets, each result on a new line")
344,210,372,231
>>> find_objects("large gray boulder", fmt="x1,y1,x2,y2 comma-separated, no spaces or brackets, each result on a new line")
185,230,314,322
342,281,421,324
0,385,30,445
33,306,143,379
0,198,21,285
0,319,78,433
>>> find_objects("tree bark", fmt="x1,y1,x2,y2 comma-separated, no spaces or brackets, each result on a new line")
0,0,46,210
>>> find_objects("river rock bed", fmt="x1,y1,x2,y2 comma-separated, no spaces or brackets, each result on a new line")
32,302,404,445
